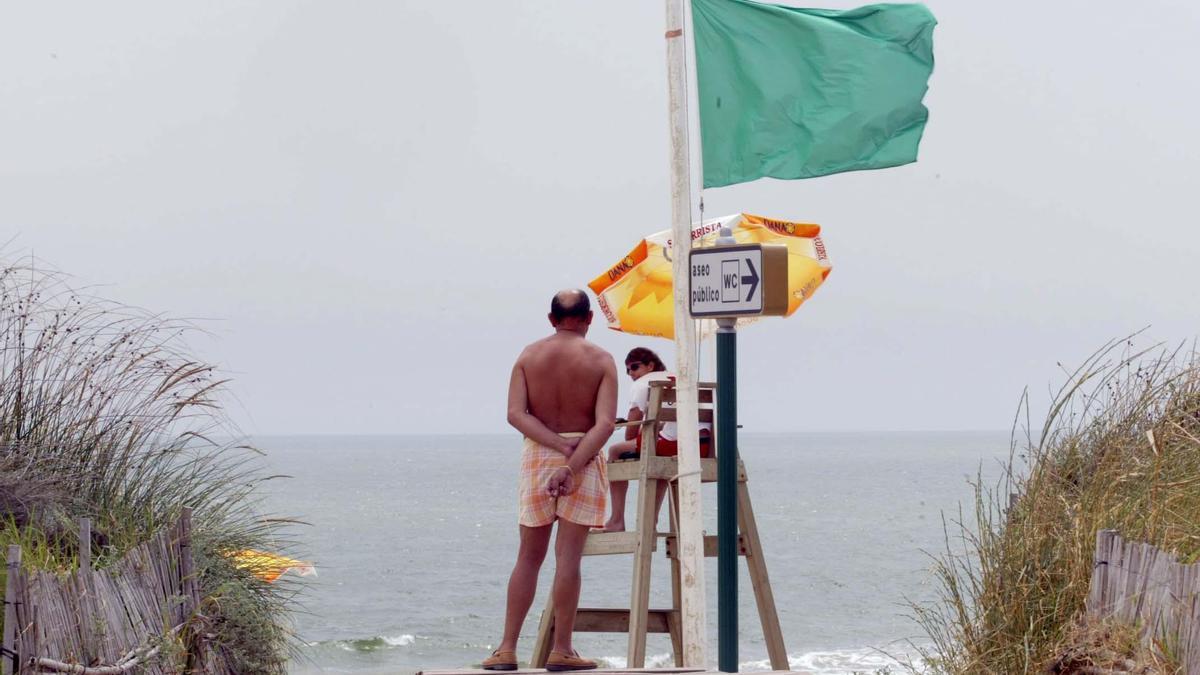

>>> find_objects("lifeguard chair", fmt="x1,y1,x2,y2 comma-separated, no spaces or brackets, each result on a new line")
531,379,787,669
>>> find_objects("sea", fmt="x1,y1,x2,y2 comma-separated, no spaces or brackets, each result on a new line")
255,432,1011,675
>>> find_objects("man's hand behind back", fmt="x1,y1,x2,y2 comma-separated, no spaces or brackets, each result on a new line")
545,467,576,497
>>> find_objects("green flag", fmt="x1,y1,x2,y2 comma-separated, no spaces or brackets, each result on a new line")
692,0,936,188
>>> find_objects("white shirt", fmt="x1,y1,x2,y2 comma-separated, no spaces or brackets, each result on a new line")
627,371,713,442
628,371,674,440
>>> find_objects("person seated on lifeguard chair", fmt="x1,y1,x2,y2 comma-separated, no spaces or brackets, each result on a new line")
601,347,713,532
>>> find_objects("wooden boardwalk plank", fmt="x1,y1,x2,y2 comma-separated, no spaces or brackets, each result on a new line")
417,662,705,667
416,670,801,675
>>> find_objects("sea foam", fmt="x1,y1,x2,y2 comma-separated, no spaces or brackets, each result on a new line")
598,648,920,674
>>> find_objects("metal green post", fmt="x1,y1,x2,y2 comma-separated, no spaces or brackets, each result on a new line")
716,316,738,672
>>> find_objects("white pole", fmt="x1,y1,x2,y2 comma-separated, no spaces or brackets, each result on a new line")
665,0,708,668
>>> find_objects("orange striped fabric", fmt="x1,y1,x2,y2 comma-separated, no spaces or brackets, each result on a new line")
518,436,608,528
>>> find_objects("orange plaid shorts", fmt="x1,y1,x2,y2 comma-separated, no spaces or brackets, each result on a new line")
518,435,608,528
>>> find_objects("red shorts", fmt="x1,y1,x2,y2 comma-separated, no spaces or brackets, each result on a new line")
648,433,713,458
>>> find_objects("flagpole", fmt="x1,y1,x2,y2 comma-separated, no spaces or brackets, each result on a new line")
664,0,708,669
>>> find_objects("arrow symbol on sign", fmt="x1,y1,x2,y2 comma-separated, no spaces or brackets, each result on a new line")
741,258,759,302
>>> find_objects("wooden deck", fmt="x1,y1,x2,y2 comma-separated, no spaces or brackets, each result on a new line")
417,670,802,675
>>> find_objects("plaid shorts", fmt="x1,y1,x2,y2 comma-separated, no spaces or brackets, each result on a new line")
518,435,608,528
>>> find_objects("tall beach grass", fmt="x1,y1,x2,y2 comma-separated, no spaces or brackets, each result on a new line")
0,258,296,672
910,337,1200,673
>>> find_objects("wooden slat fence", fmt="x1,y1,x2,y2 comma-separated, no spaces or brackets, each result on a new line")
1,508,229,674
1086,529,1200,673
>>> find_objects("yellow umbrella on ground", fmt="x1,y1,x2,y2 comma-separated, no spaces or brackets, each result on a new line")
227,549,317,583
588,213,831,339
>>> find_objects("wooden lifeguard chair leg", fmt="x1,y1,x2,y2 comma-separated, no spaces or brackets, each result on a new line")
737,462,788,670
626,468,659,667
531,593,556,667
667,481,684,667
625,385,668,668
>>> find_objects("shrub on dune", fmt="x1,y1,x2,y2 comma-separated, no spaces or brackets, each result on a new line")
911,337,1200,674
0,259,296,673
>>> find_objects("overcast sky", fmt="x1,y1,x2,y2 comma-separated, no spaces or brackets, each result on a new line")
2,1,1197,435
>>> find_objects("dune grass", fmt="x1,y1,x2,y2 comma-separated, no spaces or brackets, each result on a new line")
909,337,1200,674
0,258,296,672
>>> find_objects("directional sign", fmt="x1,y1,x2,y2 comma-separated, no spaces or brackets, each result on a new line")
688,244,788,318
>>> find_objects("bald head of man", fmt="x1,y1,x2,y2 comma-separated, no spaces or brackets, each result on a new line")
548,289,592,333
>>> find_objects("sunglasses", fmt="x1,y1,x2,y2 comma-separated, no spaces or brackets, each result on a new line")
625,363,645,374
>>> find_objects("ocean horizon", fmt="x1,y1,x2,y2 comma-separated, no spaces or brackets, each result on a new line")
253,431,1012,675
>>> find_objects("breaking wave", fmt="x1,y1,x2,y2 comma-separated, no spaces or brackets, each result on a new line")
307,634,417,652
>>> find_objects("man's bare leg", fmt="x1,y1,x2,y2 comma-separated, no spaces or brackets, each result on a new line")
497,524,553,652
602,442,636,532
549,519,592,655
607,470,671,533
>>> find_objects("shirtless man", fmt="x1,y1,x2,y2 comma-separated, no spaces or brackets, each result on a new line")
483,289,617,672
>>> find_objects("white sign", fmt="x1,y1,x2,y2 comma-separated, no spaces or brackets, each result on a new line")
688,245,763,317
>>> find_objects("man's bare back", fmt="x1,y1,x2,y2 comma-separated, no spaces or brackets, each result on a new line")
517,334,611,433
